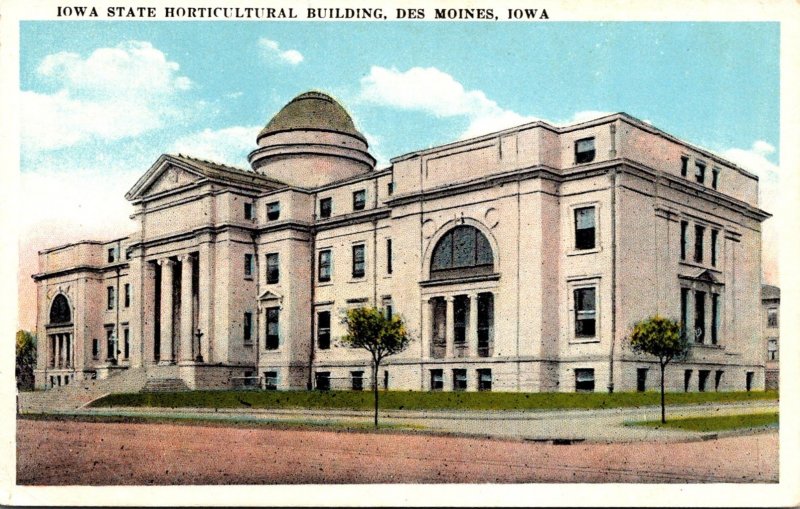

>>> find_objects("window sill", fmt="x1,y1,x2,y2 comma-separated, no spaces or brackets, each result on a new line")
263,349,281,353
567,247,601,257
691,343,723,350
679,260,721,272
244,276,254,281
570,337,600,345
243,343,253,348
317,281,333,287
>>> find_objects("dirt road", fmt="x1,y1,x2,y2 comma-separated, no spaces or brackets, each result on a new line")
17,418,778,484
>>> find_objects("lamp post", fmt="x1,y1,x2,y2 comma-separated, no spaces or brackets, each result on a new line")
194,328,204,362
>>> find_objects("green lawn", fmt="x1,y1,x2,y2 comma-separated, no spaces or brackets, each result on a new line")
19,412,424,432
89,389,778,412
627,412,778,432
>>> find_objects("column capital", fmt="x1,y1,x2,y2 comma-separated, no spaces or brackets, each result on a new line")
444,295,455,302
158,258,176,267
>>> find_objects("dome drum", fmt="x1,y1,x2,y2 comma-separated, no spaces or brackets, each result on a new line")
249,91,375,187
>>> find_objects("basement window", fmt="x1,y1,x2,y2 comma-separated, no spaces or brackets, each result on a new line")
575,368,595,392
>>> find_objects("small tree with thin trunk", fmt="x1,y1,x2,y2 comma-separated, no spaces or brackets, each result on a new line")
629,315,688,423
16,330,37,391
340,307,412,428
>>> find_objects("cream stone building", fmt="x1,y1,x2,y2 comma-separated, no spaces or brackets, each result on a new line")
762,284,780,390
33,91,771,393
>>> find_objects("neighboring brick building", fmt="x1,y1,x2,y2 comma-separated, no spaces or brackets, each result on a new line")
762,284,780,390
33,91,771,393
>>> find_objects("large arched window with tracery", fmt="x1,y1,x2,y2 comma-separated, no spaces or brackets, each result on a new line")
430,225,494,279
49,294,72,324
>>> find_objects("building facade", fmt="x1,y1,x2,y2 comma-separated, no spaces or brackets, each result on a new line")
762,284,780,390
33,91,771,393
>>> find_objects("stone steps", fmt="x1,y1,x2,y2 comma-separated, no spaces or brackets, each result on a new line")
140,378,190,393
19,367,148,413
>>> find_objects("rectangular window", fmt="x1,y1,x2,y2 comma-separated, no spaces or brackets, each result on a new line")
452,369,467,391
244,254,254,278
575,137,596,164
266,253,279,284
715,370,724,391
387,182,394,195
382,297,393,320
767,308,778,328
92,339,99,360
767,338,778,361
453,295,468,348
108,248,116,263
477,292,494,357
107,286,115,310
244,202,253,220
680,156,689,177
351,371,364,391
684,370,692,392
636,368,648,392
352,244,365,278
315,372,330,391
746,371,754,392
106,328,115,360
477,369,492,391
266,201,280,221
124,283,131,308
698,369,710,392
317,311,331,350
264,371,278,390
574,206,596,250
680,220,689,260
680,287,690,336
712,168,720,189
265,307,279,350
353,189,366,211
574,287,596,337
694,291,706,343
711,294,719,345
575,368,595,392
695,161,706,184
319,197,332,219
318,250,332,282
430,369,443,391
243,312,252,345
384,370,389,390
386,238,393,274
123,328,130,360
694,225,705,263
711,229,719,267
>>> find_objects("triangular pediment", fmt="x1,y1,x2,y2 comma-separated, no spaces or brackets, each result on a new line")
146,165,202,195
126,155,206,201
679,269,723,286
258,290,283,302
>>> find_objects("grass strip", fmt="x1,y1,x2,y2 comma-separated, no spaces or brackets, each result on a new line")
18,412,425,433
626,412,778,432
89,389,778,412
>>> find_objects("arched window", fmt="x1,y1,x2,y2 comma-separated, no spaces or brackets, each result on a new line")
430,225,494,279
49,294,72,324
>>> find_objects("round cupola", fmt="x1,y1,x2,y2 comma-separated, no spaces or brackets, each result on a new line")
248,91,376,188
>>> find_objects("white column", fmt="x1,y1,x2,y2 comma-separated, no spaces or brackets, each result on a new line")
445,296,454,358
421,298,432,359
468,293,479,357
198,244,213,362
179,255,194,362
159,258,175,364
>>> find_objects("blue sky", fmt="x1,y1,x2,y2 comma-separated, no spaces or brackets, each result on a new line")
17,21,781,328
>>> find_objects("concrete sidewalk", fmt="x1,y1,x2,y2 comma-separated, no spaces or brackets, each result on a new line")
66,399,778,443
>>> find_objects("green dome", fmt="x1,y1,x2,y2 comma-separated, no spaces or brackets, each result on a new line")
258,91,366,143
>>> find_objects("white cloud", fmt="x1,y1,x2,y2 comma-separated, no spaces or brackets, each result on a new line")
562,110,612,125
359,66,537,139
258,38,304,65
22,41,193,152
721,140,780,284
170,125,261,167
